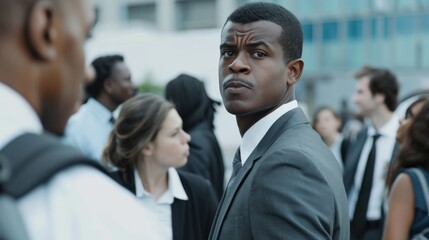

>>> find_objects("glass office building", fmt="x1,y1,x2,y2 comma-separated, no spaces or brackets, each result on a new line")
275,0,429,111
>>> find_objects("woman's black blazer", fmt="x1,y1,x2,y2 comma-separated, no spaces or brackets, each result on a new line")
111,168,218,240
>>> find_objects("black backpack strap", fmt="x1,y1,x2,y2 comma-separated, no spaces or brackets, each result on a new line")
0,132,109,199
0,133,110,240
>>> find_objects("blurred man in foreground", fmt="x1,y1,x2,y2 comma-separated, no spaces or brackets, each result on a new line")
0,0,159,239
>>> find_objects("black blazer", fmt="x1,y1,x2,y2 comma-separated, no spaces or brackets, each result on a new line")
111,169,218,240
343,126,369,194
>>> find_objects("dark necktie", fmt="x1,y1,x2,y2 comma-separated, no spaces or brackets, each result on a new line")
226,149,242,190
351,133,381,236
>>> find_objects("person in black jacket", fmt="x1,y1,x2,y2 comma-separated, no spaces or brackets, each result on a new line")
165,74,225,200
103,93,218,240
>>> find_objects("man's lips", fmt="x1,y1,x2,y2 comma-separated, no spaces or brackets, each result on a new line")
223,78,253,90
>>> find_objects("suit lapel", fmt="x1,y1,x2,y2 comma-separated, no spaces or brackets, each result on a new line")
343,126,368,194
211,108,308,239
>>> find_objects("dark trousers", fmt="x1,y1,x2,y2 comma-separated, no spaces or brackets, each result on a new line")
351,220,383,240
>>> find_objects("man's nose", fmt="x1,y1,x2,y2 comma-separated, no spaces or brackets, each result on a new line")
228,53,251,74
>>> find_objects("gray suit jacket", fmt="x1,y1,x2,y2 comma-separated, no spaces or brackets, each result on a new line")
209,108,350,240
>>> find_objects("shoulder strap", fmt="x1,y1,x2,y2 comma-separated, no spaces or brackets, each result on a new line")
0,132,109,199
409,168,429,216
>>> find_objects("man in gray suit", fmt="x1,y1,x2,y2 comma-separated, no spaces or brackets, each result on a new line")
209,2,349,240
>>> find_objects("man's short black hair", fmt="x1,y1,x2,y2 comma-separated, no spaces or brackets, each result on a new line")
224,2,303,63
86,54,124,99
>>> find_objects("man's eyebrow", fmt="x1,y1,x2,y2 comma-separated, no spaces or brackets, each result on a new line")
246,41,270,49
219,43,236,49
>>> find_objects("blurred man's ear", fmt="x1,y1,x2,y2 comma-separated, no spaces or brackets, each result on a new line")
85,65,96,84
374,93,385,105
25,1,57,61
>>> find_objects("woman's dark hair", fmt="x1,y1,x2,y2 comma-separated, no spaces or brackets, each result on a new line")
405,96,429,119
102,93,174,170
387,99,429,189
165,74,220,132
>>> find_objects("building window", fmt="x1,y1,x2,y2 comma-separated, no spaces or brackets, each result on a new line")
176,0,216,30
396,15,415,35
322,21,338,42
347,19,363,40
302,23,313,43
126,3,156,25
371,16,391,39
420,13,429,32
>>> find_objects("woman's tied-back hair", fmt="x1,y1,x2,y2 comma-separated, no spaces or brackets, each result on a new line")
225,2,303,63
102,93,174,170
165,74,220,132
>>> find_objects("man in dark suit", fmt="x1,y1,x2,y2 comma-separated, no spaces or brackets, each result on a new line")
209,3,349,239
343,66,399,240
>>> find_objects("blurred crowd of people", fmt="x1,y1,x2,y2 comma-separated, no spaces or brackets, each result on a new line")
311,66,429,239
2,1,429,240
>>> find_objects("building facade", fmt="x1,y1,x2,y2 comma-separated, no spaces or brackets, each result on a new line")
92,0,429,113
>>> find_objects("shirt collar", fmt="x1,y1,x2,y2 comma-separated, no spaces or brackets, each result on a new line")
133,167,188,203
0,82,43,149
240,100,298,164
367,114,400,138
85,98,113,123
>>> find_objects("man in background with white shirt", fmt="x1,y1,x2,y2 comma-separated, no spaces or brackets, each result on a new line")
343,66,400,240
0,0,158,239
65,54,136,161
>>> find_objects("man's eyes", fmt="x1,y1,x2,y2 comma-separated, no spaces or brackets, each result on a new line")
221,50,235,58
252,51,267,58
221,50,267,58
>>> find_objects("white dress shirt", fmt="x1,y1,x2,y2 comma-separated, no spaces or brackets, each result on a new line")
63,98,114,161
0,82,162,240
348,115,399,220
134,168,188,240
240,100,298,164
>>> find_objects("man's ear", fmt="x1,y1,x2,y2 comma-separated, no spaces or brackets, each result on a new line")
25,1,57,61
286,59,304,86
103,78,114,94
374,93,385,104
